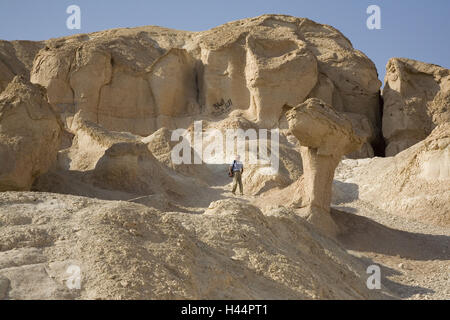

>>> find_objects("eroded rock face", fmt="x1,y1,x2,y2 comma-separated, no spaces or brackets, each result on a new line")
286,98,364,234
38,112,189,198
0,76,61,191
26,14,381,154
383,58,450,156
0,40,44,94
243,35,318,127
335,123,450,227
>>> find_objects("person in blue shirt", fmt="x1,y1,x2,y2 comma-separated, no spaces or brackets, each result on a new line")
229,155,244,195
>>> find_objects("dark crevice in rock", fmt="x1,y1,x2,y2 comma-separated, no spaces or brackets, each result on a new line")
372,91,386,157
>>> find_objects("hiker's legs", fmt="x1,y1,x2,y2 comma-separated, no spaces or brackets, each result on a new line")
232,173,238,194
232,172,243,195
238,173,243,194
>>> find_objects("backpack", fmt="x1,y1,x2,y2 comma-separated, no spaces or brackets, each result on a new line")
228,160,236,177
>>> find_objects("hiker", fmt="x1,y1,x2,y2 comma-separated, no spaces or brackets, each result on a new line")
229,155,244,195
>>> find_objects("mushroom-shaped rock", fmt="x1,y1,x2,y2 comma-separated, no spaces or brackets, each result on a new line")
286,98,364,235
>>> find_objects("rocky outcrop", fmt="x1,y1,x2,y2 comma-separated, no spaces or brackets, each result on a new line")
0,76,61,191
335,123,450,227
25,15,381,156
286,98,364,234
34,112,189,199
382,58,450,156
0,40,44,94
243,35,318,127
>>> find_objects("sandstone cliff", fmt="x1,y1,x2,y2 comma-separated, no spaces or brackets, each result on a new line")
23,15,382,157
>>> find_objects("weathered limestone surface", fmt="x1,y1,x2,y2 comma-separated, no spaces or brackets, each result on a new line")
383,58,450,156
0,76,61,191
24,15,380,157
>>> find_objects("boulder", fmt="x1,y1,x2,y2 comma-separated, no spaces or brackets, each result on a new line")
60,113,188,197
0,76,61,191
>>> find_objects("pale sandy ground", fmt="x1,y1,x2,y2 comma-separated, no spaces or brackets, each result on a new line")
331,200,449,300
0,190,393,300
228,191,449,300
0,175,448,299
162,178,449,300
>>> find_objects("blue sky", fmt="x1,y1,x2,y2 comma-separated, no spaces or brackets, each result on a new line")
0,0,449,82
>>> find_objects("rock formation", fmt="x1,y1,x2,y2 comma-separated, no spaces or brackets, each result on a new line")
383,58,450,156
335,122,450,227
0,14,449,300
0,76,61,191
286,98,364,234
0,40,43,93
25,15,381,157
34,112,192,201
